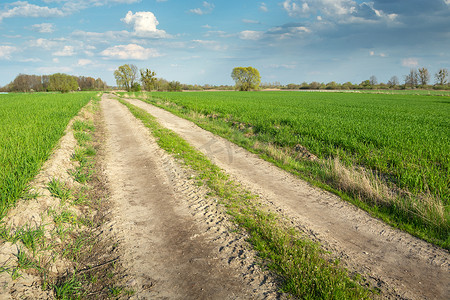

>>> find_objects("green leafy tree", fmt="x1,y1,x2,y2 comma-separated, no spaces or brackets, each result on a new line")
114,64,138,92
231,66,261,91
167,81,182,92
140,68,157,91
48,73,78,93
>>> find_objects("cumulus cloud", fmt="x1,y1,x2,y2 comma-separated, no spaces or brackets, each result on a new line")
282,0,397,23
402,57,419,67
0,2,65,22
0,45,16,59
189,2,214,15
100,44,161,60
267,23,310,39
53,45,75,56
122,11,170,38
30,23,55,33
239,30,264,40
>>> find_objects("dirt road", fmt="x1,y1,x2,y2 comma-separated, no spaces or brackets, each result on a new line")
124,97,450,300
101,95,281,299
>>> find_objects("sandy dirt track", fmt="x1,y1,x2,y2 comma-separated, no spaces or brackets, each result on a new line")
124,97,450,300
101,95,282,299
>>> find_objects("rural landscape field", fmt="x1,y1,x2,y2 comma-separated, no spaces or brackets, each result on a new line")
1,0,450,299
0,89,449,299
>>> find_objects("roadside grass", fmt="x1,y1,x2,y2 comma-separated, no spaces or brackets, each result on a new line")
0,95,131,299
132,92,449,249
118,97,374,299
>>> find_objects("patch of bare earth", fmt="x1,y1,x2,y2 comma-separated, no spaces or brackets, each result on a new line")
125,97,450,300
101,95,284,299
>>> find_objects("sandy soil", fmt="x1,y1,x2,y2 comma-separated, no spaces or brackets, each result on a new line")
101,95,283,299
124,97,450,300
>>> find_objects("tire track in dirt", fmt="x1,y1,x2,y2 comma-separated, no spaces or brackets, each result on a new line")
125,97,449,300
101,95,283,299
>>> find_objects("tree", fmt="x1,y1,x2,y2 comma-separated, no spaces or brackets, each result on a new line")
167,81,182,92
418,67,430,86
387,76,399,88
140,68,157,91
435,68,448,86
369,75,378,86
231,66,261,91
48,73,78,93
404,69,418,88
114,64,138,92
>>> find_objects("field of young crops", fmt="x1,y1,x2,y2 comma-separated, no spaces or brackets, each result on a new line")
0,93,94,218
142,91,450,246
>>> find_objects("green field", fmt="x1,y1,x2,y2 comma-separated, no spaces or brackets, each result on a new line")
135,91,450,248
0,93,94,217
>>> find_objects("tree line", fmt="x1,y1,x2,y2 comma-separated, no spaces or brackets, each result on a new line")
114,64,184,92
0,73,108,93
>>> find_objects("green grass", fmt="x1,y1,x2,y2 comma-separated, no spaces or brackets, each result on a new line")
0,92,95,218
133,91,449,249
118,97,373,299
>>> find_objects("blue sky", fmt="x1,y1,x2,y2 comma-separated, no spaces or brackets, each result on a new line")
1,0,449,86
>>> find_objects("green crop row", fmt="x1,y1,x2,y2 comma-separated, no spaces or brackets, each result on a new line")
0,93,94,218
134,91,449,248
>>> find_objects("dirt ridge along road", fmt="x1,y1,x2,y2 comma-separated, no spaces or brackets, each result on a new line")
124,97,450,300
101,94,283,299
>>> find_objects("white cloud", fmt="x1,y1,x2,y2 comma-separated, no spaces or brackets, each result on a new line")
122,11,170,38
402,58,419,67
53,58,59,63
53,45,75,56
189,2,214,15
259,2,268,12
202,24,212,29
27,38,60,50
282,0,397,24
0,45,16,59
239,30,264,40
77,59,93,66
0,2,65,22
100,44,161,60
30,23,55,33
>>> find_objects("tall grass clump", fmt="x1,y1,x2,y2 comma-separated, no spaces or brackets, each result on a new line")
0,93,94,218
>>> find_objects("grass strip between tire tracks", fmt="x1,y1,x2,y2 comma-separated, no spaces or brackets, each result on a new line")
118,97,373,299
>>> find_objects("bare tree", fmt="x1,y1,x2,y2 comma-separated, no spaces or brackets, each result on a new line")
387,76,399,88
418,67,430,86
369,75,378,86
405,69,418,88
435,68,449,86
